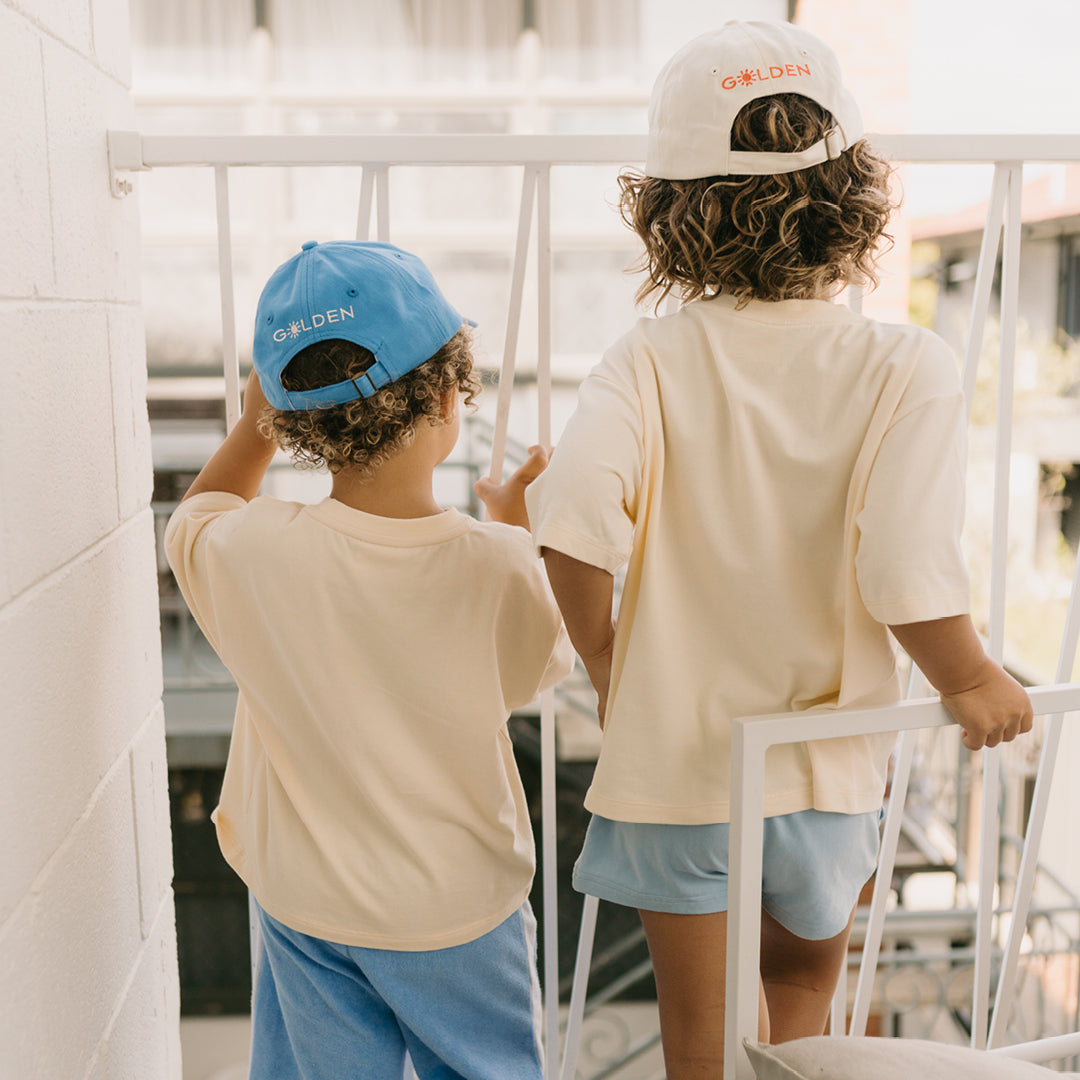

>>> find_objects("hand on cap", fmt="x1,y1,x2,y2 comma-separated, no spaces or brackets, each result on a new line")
474,445,551,530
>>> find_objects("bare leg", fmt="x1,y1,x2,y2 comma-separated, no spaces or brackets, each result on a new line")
759,905,855,1043
638,909,769,1080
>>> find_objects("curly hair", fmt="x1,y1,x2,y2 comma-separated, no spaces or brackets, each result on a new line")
258,327,480,479
620,94,899,311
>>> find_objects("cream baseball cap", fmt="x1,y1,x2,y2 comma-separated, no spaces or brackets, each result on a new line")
645,20,863,179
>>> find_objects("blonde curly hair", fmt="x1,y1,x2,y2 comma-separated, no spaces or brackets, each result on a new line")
620,94,899,311
258,327,480,479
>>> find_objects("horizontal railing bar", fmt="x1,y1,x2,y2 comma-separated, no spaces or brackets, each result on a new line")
133,87,653,110
850,903,1080,933
735,683,1080,749
109,131,1080,170
846,944,1080,965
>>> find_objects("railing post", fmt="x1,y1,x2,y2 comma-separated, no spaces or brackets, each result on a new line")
725,718,767,1080
213,165,242,432
375,165,390,242
355,167,375,241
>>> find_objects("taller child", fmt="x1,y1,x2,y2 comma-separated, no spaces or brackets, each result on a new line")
525,21,1033,1079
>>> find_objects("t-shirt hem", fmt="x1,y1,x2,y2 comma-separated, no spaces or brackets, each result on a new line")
531,522,627,575
810,788,889,815
219,833,532,951
865,590,971,626
584,785,888,824
583,786,817,825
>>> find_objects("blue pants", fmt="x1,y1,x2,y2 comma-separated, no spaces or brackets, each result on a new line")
250,901,544,1080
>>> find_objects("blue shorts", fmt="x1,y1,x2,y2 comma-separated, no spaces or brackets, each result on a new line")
250,900,543,1080
572,808,882,941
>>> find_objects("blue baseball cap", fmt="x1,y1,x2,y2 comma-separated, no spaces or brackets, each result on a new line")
252,240,473,411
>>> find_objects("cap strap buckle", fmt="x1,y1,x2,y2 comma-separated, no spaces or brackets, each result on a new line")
823,128,845,161
350,371,379,398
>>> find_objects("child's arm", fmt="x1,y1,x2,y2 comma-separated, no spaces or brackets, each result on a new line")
180,373,278,504
473,445,551,529
540,549,616,726
888,614,1034,751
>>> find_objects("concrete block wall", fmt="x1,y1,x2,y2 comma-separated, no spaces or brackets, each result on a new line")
0,0,179,1077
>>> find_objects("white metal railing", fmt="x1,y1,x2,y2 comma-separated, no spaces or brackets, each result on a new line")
110,131,1080,1080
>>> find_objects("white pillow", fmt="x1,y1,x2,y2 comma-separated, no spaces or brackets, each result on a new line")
742,1036,1080,1080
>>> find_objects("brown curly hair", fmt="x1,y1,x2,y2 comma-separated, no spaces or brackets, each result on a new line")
258,327,480,478
620,94,899,311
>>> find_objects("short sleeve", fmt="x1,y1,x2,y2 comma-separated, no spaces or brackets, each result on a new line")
525,350,644,573
492,534,577,710
163,491,249,650
855,390,971,625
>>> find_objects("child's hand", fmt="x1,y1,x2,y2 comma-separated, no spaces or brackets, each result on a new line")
888,616,1034,752
474,445,551,530
241,370,269,425
939,659,1034,751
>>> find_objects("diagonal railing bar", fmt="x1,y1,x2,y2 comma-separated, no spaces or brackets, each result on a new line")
960,164,1010,414
973,162,1024,1050
535,163,560,1080
849,668,926,1037
989,525,1080,1046
562,896,600,1079
488,165,537,484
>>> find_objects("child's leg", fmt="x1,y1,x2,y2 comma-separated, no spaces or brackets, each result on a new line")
759,904,856,1041
638,908,769,1080
755,808,880,1042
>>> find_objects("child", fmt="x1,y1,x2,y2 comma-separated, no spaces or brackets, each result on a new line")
524,20,1033,1079
165,240,573,1080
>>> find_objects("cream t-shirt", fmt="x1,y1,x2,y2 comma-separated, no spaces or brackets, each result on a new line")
526,294,970,824
166,493,573,949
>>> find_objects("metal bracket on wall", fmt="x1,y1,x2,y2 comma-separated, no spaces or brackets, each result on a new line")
107,130,149,198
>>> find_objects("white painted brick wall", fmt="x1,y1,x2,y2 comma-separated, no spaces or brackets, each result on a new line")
0,0,179,1077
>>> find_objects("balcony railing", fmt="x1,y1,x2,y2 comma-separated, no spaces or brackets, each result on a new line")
111,130,1080,1080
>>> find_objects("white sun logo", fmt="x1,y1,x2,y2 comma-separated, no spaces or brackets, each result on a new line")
287,321,302,339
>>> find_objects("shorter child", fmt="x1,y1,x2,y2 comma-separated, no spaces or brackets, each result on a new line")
166,240,573,1080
